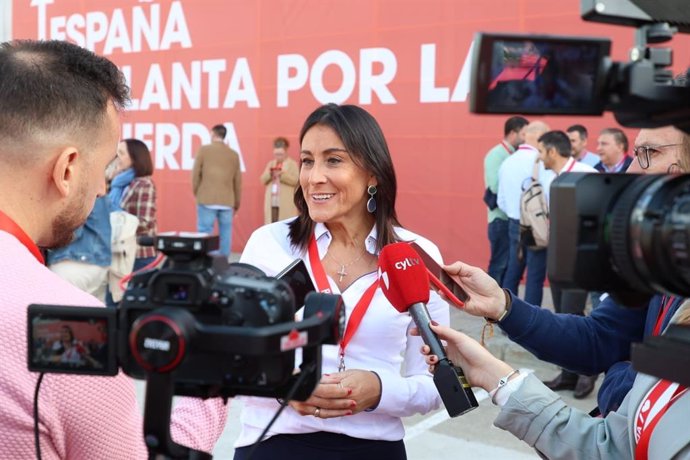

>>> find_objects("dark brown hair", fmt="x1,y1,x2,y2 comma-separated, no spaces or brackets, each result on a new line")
0,40,129,159
288,104,400,252
124,139,153,177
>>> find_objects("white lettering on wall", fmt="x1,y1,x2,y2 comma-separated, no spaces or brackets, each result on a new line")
276,48,398,106
121,122,244,172
276,54,309,107
420,42,474,103
40,1,192,54
359,48,397,104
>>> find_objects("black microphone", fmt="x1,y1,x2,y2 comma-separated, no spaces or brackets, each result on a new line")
378,243,478,416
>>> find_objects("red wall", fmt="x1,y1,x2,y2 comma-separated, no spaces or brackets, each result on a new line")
13,0,690,267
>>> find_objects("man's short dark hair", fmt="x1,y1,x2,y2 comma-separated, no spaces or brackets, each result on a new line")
0,40,129,159
504,116,529,137
538,130,572,158
566,124,588,139
211,124,227,140
601,127,629,152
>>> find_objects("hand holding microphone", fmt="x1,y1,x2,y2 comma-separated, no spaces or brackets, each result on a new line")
378,243,478,416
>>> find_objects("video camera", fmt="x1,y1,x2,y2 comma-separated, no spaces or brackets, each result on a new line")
469,0,690,387
27,233,344,459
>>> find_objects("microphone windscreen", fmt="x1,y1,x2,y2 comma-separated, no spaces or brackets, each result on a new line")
379,242,430,312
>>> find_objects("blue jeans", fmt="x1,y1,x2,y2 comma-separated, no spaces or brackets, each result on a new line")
197,205,233,257
487,218,509,285
502,218,547,305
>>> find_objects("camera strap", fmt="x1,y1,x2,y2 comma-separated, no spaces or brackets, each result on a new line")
634,379,688,460
0,209,45,264
308,235,378,372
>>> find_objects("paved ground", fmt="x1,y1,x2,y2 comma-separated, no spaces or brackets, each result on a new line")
135,278,601,459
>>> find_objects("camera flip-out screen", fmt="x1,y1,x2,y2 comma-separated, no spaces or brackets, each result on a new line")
470,33,611,115
28,305,117,376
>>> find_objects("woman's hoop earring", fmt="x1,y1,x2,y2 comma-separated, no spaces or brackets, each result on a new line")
367,185,377,213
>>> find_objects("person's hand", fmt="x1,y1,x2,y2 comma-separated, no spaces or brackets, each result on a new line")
288,369,380,418
442,261,506,320
414,323,513,392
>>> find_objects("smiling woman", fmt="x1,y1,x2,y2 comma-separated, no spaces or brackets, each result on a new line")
236,103,451,460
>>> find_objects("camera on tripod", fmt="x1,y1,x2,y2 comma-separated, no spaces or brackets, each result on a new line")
27,233,344,458
468,0,690,386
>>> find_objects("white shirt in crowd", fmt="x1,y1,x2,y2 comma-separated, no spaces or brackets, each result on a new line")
497,144,556,220
578,151,600,168
557,157,598,175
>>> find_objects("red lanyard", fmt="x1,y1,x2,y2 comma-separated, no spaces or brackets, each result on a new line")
653,296,675,336
500,141,513,155
634,379,688,460
562,158,576,174
0,210,45,264
307,235,378,371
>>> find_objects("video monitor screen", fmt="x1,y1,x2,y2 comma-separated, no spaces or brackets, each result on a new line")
470,33,611,115
28,305,117,376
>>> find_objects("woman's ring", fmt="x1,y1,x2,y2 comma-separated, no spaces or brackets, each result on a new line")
313,407,321,418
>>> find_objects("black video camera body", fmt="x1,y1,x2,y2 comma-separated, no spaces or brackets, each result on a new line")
28,233,344,401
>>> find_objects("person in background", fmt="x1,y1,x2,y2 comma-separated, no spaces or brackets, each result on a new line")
483,116,528,285
590,127,633,307
260,136,299,224
0,39,225,459
107,144,136,211
46,196,112,301
497,121,554,305
234,103,449,460
536,130,599,399
566,124,600,167
119,139,158,271
594,127,633,173
192,124,242,257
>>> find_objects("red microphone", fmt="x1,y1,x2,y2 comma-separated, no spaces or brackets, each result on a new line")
379,242,478,416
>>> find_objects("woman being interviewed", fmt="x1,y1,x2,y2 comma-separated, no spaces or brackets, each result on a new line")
235,103,450,459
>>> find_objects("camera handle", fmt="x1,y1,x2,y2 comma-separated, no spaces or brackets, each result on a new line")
143,371,213,460
631,22,675,83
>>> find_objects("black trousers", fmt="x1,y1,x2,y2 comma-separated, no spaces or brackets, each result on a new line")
234,432,407,460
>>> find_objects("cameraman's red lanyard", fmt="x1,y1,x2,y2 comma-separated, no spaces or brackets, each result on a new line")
634,379,688,460
653,295,675,336
0,210,45,264
308,235,378,372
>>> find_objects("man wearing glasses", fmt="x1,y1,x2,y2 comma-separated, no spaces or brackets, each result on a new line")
629,126,685,173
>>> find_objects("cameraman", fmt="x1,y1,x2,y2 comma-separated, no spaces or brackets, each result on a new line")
449,124,689,416
0,40,226,458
